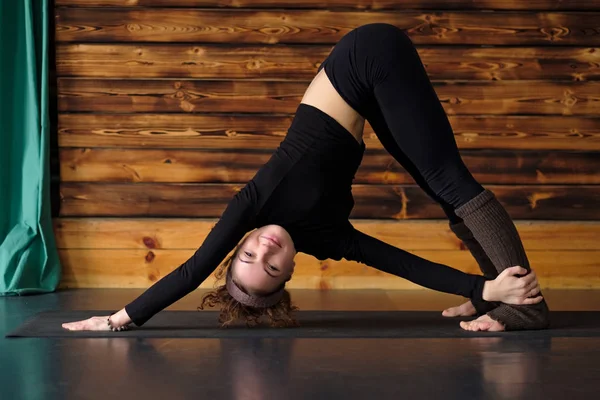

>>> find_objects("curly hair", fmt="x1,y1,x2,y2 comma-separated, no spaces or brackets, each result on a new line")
198,246,299,328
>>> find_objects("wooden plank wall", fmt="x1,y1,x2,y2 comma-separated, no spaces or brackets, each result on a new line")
52,0,600,290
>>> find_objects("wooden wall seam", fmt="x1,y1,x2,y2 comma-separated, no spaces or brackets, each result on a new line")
54,9,600,46
54,0,600,11
53,7,600,10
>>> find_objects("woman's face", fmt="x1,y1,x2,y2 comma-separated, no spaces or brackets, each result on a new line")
231,225,297,295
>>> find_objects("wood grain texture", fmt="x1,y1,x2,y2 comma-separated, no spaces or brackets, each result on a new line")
55,45,600,81
57,248,600,289
59,148,600,185
55,8,600,45
52,0,600,290
57,79,600,115
58,183,600,219
57,113,600,151
54,0,600,11
54,217,600,289
438,81,600,116
53,218,600,251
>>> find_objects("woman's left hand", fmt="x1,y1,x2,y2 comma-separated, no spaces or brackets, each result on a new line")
483,266,543,305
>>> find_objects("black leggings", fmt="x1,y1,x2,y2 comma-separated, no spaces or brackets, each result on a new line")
318,23,484,223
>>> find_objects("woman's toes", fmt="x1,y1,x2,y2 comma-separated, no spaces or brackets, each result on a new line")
459,315,505,332
474,321,492,331
443,301,476,317
442,306,459,317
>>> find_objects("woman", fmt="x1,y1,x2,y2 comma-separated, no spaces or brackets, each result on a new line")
63,23,548,333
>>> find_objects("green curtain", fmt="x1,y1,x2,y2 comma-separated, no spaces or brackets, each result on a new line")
0,0,61,295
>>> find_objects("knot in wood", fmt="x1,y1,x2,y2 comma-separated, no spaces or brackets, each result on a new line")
541,27,570,41
246,60,262,70
561,90,577,107
143,236,157,249
145,251,155,263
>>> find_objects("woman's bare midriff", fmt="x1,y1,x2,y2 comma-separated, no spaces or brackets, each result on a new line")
300,68,365,145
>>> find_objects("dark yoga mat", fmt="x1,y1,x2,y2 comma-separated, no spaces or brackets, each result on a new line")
6,310,600,339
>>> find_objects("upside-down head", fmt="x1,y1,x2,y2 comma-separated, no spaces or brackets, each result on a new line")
199,225,299,327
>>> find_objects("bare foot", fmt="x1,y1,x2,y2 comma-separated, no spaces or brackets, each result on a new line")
460,314,505,332
442,300,477,317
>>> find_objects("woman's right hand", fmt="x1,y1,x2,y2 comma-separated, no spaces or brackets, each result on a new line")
62,308,133,331
62,316,113,331
483,266,543,305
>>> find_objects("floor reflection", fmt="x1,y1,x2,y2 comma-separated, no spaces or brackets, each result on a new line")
469,337,550,398
2,290,600,400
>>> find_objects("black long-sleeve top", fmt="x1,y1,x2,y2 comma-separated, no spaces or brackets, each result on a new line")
125,104,488,326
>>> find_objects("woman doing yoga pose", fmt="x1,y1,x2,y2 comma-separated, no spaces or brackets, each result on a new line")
63,23,549,333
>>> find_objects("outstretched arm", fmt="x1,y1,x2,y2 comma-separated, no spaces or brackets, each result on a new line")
344,227,488,302
342,228,541,306
125,183,259,326
63,181,259,331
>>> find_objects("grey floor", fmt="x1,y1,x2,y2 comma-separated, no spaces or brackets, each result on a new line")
2,289,600,400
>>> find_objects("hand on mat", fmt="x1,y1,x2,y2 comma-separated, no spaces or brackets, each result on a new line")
62,316,112,331
484,266,543,305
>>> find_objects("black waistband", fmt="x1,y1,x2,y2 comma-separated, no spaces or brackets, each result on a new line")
291,103,365,154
